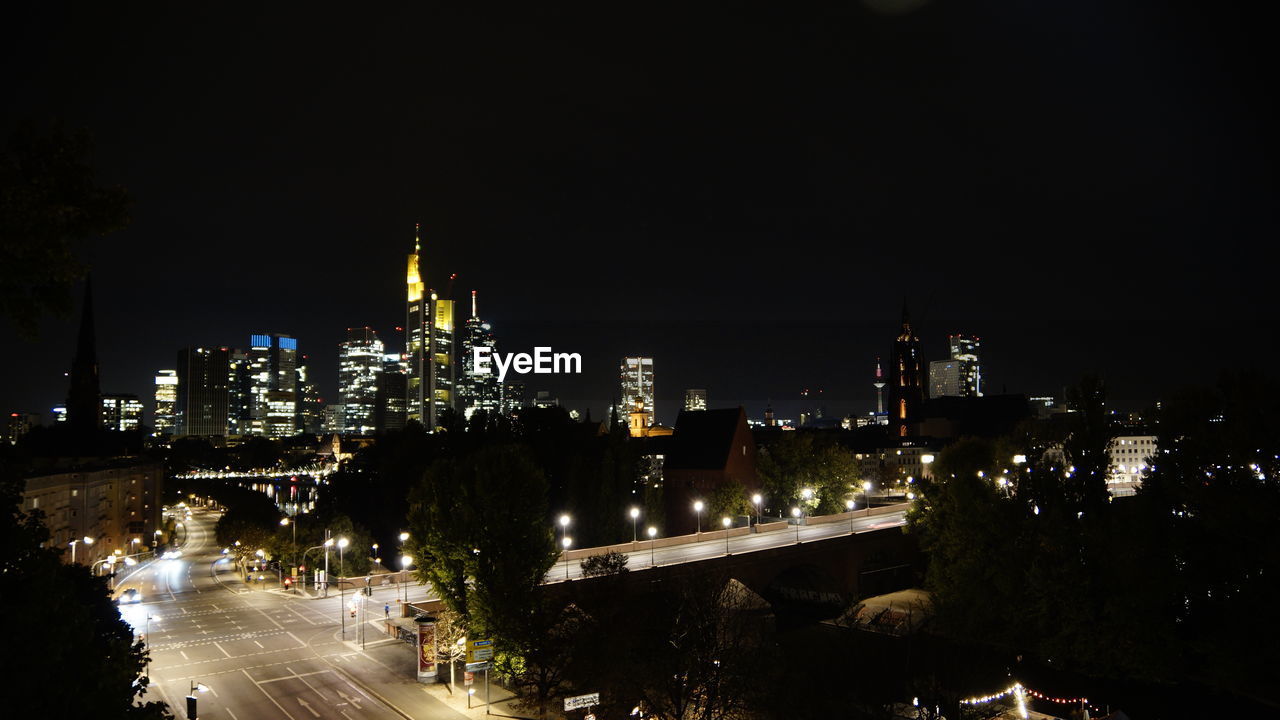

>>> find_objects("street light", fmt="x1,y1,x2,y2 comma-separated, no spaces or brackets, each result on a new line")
561,536,572,579
751,493,762,528
629,507,640,543
397,531,410,598
187,681,209,720
722,517,731,554
280,516,296,577
400,554,412,604
791,507,802,542
337,537,349,639
693,500,704,536
845,499,855,532
863,481,873,517
558,514,571,550
69,536,93,564
647,526,657,566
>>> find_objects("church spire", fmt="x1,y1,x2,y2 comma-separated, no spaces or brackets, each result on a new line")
471,289,477,319
67,275,101,433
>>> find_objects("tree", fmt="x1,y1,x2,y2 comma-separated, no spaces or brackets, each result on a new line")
0,120,130,337
580,551,629,577
0,466,170,718
757,433,862,515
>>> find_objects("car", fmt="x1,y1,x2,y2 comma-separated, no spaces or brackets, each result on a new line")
161,549,183,559
117,588,142,604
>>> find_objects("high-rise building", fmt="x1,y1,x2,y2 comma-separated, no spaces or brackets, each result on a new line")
339,327,383,435
375,354,407,434
176,347,230,437
684,389,707,411
99,394,143,432
153,370,178,435
226,348,253,436
929,334,982,399
501,382,525,414
6,412,39,445
620,357,655,426
323,404,345,433
296,356,324,435
249,333,298,438
405,225,455,429
457,291,502,420
888,303,924,437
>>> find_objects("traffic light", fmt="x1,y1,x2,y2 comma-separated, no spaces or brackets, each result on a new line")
365,586,372,596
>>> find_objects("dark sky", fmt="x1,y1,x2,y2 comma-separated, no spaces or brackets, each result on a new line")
3,3,1276,424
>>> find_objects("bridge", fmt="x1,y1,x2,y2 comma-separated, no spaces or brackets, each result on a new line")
547,503,920,616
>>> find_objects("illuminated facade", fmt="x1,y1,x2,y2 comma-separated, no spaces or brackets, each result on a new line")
296,356,324,434
99,394,143,432
7,412,39,445
153,370,177,435
1107,435,1157,497
176,347,230,437
931,334,983,398
375,354,407,433
248,333,298,438
405,226,455,428
620,357,655,426
339,327,384,435
684,389,707,411
227,348,253,435
888,304,924,437
457,290,502,419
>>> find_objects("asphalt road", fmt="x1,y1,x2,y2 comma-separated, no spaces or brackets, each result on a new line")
117,509,467,720
118,504,905,719
548,506,909,582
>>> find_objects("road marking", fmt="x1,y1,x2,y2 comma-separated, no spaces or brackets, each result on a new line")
226,709,239,720
256,669,330,685
254,640,263,648
214,642,232,659
241,669,299,720
179,651,188,660
297,697,321,717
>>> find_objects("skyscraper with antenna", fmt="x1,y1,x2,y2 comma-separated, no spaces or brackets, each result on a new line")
457,289,501,419
405,224,455,428
873,357,887,416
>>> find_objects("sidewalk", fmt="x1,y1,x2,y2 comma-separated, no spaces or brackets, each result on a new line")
338,610,538,719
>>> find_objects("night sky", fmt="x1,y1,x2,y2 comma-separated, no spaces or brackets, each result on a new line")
3,3,1276,425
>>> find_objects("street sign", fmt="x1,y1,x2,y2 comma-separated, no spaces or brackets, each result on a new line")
564,693,600,711
464,671,474,686
467,638,495,662
465,661,491,671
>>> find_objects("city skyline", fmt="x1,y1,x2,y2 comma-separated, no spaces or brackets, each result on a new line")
3,4,1277,424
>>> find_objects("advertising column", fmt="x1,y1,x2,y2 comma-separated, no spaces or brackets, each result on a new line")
416,616,437,682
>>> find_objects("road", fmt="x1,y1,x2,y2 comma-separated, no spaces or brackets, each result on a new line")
117,509,467,720
549,506,908,581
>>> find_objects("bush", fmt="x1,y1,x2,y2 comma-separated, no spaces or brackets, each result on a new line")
579,551,629,577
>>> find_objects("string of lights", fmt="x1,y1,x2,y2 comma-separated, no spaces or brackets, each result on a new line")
961,682,1105,715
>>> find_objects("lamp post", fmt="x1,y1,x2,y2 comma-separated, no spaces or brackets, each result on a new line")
69,536,93,564
863,481,873,516
693,500,704,537
751,493,762,528
398,531,409,595
337,537,349,639
400,555,412,605
647,526,657,567
629,507,640,543
144,614,154,676
846,499,855,532
722,517,731,554
323,535,334,597
280,516,296,577
186,681,209,719
791,507,802,542
561,537,572,579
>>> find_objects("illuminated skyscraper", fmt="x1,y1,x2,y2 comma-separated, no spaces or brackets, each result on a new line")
405,225,455,428
99,394,143,432
620,357,655,425
457,291,502,420
684,389,707,411
888,303,924,437
339,327,383,435
176,347,230,437
154,370,178,435
375,353,407,433
296,356,324,434
929,334,983,399
248,333,298,438
227,348,253,435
